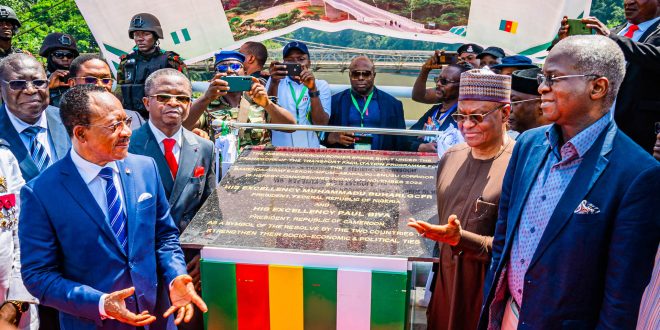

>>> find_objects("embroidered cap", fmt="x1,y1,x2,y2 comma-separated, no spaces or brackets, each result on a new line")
459,67,511,103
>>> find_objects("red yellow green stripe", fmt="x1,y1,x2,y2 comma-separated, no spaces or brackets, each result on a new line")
269,265,304,330
236,264,270,330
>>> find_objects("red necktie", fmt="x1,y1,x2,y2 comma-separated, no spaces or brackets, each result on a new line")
163,138,178,179
624,24,639,38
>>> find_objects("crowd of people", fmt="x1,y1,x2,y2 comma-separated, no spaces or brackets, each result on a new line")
0,1,659,329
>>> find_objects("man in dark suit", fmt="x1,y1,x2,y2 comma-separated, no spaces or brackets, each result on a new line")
479,35,660,329
325,56,406,151
0,53,70,182
19,85,207,329
559,1,660,153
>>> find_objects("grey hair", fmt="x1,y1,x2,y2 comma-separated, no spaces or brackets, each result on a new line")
551,35,625,109
144,68,192,96
0,53,45,81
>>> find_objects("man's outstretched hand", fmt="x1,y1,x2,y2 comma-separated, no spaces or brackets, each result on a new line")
163,275,208,325
104,287,156,326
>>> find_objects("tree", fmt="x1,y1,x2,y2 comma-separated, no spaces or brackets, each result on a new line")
10,0,98,55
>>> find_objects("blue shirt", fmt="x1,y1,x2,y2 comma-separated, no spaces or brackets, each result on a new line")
508,114,612,306
347,89,381,128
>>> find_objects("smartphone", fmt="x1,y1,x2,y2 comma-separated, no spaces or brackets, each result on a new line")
566,19,593,36
437,52,459,65
285,63,303,77
222,76,253,92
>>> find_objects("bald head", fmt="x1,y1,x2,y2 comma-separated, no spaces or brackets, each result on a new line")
0,53,45,81
349,55,375,71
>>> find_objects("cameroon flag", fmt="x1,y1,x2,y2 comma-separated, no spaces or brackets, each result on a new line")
201,260,409,330
499,19,519,34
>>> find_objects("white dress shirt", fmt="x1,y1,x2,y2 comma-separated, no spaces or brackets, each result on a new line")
265,76,332,147
148,120,183,163
70,149,127,319
5,105,55,163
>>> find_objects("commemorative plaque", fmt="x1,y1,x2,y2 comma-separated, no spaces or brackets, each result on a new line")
180,146,439,260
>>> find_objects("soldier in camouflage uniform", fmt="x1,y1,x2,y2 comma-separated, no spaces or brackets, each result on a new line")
0,6,25,61
117,13,188,119
188,50,294,148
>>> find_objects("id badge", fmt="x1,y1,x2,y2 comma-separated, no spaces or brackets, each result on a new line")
354,133,373,150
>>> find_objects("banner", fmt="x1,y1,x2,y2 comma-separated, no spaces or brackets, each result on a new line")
73,0,233,72
466,0,593,58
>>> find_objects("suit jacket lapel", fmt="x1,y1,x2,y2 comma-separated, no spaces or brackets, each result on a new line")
45,106,71,160
116,160,134,259
138,126,175,197
528,123,615,269
506,142,550,244
0,104,39,180
640,19,660,42
169,130,200,205
59,153,125,256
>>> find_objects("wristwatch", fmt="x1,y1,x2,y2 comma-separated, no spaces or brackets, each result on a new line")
2,300,29,325
308,89,321,98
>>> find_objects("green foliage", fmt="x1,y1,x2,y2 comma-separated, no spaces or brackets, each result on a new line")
10,0,99,55
591,0,625,28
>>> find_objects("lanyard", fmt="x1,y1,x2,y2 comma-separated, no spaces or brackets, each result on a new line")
432,103,457,128
288,82,308,123
350,90,374,127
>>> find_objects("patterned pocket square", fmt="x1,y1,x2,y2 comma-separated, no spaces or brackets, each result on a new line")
574,200,600,214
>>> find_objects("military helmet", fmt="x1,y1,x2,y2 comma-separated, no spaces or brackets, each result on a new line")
39,32,79,57
0,6,21,30
128,13,163,39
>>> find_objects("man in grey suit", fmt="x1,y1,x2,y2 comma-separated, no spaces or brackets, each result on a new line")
128,69,215,329
0,53,71,182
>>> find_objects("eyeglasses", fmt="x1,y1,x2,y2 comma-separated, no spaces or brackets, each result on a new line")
75,76,115,86
215,63,243,73
1,79,48,91
536,74,599,87
149,94,192,105
434,76,459,85
349,70,373,79
452,104,507,124
511,98,541,105
86,117,132,133
52,51,75,59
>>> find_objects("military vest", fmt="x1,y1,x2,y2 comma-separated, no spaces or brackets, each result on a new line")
119,49,170,117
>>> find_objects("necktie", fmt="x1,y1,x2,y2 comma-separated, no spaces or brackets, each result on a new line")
624,24,639,38
98,167,128,252
163,138,178,179
21,126,51,172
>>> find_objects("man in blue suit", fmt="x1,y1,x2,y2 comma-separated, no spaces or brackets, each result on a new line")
479,35,660,329
0,53,70,182
325,56,407,151
19,85,207,329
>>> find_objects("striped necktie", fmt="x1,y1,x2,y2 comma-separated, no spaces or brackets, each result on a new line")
21,126,51,172
98,167,128,252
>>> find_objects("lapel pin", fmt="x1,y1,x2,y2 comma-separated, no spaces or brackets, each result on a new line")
125,168,131,175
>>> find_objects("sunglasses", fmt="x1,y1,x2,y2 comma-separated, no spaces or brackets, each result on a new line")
75,76,115,85
215,63,243,73
452,104,506,124
149,94,192,105
52,51,75,59
1,79,48,91
87,117,133,133
349,70,373,79
434,77,459,85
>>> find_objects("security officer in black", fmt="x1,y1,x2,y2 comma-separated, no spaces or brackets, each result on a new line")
0,6,24,61
117,13,188,119
39,33,79,107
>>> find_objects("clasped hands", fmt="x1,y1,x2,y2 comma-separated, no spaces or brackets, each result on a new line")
103,274,208,326
407,214,462,246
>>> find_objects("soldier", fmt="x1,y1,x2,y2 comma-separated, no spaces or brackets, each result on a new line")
117,13,188,120
0,6,24,61
38,33,79,107
187,50,294,147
